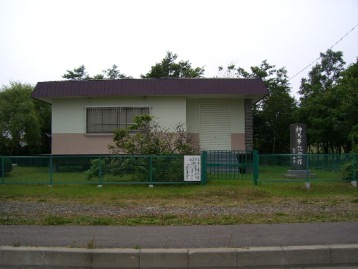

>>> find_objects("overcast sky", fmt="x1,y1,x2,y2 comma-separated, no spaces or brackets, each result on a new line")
0,0,357,98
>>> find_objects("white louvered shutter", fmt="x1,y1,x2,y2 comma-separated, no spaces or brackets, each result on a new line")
199,100,230,150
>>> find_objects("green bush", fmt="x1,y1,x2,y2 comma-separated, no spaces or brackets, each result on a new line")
86,157,149,181
0,156,13,175
85,155,185,183
341,160,358,181
152,157,184,182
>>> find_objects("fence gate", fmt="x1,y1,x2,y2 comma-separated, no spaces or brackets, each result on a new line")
203,150,258,183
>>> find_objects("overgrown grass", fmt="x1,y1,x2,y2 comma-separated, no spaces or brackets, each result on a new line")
1,179,357,225
1,180,357,203
2,167,89,184
258,165,347,183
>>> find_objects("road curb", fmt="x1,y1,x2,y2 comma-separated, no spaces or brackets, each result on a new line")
1,244,358,268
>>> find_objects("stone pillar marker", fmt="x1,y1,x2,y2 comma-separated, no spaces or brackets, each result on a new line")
290,123,307,170
286,123,313,178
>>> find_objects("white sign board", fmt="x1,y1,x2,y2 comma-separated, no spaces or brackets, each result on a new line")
184,155,201,182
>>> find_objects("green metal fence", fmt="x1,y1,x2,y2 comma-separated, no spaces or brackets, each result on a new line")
0,155,205,185
258,153,357,184
203,150,259,184
1,153,356,185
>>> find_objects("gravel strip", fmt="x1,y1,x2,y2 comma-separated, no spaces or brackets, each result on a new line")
1,201,357,218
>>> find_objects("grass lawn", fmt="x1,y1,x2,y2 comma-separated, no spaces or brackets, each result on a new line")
1,178,357,225
258,165,347,182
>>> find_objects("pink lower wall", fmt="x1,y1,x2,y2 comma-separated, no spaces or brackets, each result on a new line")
52,132,246,154
231,133,245,150
52,134,114,155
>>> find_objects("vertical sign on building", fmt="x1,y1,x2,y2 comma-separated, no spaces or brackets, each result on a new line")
290,123,307,170
184,156,201,182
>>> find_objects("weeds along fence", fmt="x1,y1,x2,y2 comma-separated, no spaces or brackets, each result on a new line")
0,155,205,185
258,153,357,184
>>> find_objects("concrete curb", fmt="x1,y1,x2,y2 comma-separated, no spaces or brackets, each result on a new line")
1,244,358,268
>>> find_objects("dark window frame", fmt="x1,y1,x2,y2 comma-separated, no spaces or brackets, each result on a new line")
86,106,150,134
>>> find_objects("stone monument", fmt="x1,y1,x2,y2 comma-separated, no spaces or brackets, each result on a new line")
285,123,313,178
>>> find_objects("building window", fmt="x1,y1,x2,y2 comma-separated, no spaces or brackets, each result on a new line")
86,107,150,134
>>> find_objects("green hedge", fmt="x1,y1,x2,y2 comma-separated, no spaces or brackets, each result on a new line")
341,160,357,181
0,156,13,176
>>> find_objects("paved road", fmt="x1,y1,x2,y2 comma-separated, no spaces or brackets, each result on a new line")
1,222,357,248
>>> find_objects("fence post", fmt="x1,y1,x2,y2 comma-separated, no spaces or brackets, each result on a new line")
149,155,153,185
201,151,207,185
1,156,4,184
353,153,356,183
305,153,310,189
253,150,259,185
49,155,53,186
98,156,103,187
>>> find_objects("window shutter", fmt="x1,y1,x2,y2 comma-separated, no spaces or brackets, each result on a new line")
199,100,231,150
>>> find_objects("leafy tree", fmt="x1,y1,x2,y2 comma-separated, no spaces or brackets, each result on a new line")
34,99,51,154
332,61,358,152
62,65,89,80
298,50,347,153
299,49,345,99
62,64,130,80
142,51,205,78
218,60,297,153
103,64,130,79
86,115,200,181
109,114,200,155
0,82,50,155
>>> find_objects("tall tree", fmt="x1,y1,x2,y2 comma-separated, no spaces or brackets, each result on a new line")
63,64,130,80
103,64,130,79
298,49,346,153
142,51,205,78
62,65,89,80
0,82,50,155
331,61,358,152
34,98,51,154
299,49,345,99
218,60,297,153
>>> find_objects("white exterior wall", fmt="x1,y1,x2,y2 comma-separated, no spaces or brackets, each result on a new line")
52,99,87,133
51,96,246,153
186,99,200,133
229,99,245,133
150,97,186,130
52,96,187,134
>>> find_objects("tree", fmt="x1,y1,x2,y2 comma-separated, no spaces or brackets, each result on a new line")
0,82,51,155
332,61,358,152
103,64,130,79
109,114,200,155
86,114,200,181
142,51,205,78
298,49,347,153
218,60,297,153
62,65,89,80
62,64,130,80
34,98,51,154
299,49,345,99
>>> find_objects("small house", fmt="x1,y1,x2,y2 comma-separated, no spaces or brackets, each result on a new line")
31,79,268,154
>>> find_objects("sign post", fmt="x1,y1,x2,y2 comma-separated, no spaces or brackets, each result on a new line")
184,156,201,182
